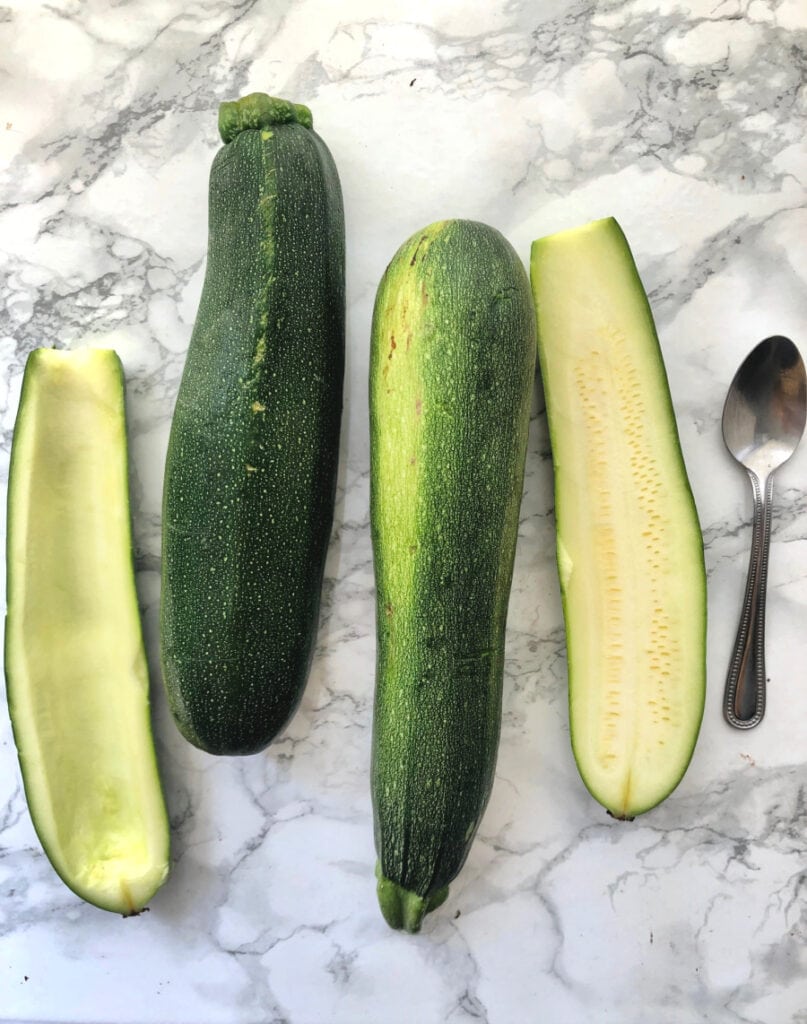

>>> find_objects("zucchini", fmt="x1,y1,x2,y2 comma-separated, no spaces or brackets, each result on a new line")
4,348,170,915
530,216,706,819
370,219,536,931
161,94,345,755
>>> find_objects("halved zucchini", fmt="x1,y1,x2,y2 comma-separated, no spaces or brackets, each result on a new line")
530,217,706,818
5,348,170,914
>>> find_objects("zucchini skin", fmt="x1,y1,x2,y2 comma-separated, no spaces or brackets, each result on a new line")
161,95,344,755
370,219,536,931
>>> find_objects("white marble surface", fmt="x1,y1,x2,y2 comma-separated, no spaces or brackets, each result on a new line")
2,1,807,1022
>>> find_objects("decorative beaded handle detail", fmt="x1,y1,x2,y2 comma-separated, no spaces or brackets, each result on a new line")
723,471,773,729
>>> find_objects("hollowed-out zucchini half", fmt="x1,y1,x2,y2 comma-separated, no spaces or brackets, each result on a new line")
5,348,170,914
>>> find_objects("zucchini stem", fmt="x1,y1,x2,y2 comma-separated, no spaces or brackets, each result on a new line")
218,92,313,143
375,864,449,933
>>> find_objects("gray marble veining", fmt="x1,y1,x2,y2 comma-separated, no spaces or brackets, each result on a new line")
1,1,807,1022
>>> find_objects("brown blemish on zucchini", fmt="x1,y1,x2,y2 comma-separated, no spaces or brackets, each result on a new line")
120,880,136,917
409,234,430,267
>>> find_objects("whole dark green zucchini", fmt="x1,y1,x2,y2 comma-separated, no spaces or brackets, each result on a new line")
161,93,345,755
370,219,536,931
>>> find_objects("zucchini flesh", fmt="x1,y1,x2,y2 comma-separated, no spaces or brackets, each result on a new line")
5,349,170,914
530,217,705,819
371,219,536,931
160,94,344,755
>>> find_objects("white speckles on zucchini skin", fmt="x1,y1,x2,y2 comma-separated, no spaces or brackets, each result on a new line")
161,101,344,755
370,220,536,923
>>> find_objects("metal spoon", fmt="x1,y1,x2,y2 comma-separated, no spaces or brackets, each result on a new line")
722,335,807,729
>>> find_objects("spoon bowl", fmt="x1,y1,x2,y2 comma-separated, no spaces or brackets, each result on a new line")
723,336,807,475
722,335,807,728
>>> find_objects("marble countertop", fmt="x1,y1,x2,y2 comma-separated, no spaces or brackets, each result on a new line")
2,2,807,1022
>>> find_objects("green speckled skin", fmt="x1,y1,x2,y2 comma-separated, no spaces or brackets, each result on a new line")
161,96,344,755
370,220,536,927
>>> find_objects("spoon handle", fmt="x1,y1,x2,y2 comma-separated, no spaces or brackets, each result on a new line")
723,471,773,729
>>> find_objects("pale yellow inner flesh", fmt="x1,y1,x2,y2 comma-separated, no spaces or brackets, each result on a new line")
534,221,704,817
6,350,168,912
